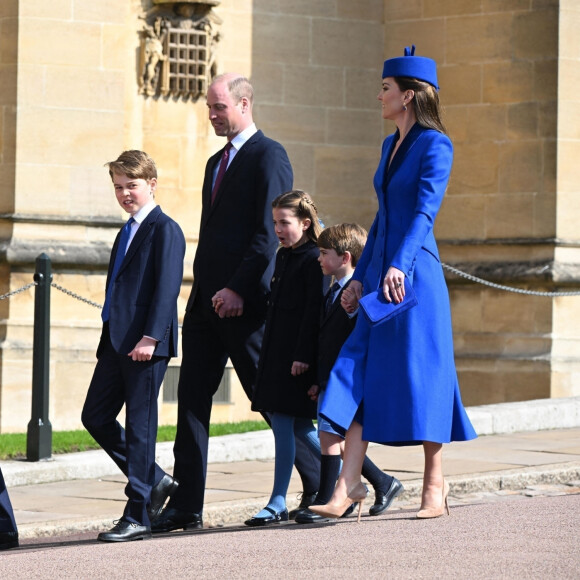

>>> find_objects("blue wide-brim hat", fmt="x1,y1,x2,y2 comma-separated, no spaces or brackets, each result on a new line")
382,45,439,90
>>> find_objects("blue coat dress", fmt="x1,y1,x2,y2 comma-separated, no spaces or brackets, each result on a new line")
320,123,477,446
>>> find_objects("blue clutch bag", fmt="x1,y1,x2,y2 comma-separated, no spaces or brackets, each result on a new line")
359,278,418,325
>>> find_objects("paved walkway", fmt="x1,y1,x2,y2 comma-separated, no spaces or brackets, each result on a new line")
3,396,580,539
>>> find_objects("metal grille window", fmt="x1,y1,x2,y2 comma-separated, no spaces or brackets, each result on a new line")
167,29,208,98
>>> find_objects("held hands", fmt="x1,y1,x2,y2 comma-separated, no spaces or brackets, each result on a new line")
291,361,309,376
341,280,362,314
383,266,406,304
212,288,244,318
307,384,320,401
128,336,157,361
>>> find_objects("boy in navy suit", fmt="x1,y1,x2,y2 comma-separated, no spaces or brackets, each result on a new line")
297,224,404,523
81,150,186,542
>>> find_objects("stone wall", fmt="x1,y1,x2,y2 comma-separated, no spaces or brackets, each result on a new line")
250,0,385,227
1,0,578,433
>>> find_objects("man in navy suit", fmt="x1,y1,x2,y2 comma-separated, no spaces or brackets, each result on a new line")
82,150,186,542
152,73,321,532
0,468,18,550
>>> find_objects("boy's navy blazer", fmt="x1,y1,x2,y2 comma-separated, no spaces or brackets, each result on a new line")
100,205,185,359
317,281,357,389
188,130,293,313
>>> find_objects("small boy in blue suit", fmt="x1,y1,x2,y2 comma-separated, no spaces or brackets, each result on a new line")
297,223,404,523
82,150,186,542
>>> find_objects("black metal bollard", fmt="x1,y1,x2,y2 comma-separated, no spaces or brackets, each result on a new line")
26,253,53,461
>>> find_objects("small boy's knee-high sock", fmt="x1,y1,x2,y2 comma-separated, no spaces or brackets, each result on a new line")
315,454,342,505
361,455,392,492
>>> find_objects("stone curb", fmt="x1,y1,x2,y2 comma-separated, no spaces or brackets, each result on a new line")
3,396,580,488
466,396,580,436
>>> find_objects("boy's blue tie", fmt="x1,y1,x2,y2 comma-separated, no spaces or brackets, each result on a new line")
101,217,134,322
324,281,341,315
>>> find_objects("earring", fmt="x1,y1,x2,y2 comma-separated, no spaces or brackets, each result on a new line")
403,104,407,111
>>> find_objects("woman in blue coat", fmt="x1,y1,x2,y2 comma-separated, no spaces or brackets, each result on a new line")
310,47,477,522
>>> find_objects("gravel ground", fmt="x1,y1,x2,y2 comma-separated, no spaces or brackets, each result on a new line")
3,491,579,579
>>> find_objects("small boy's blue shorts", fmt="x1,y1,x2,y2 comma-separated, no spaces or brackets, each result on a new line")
317,388,344,438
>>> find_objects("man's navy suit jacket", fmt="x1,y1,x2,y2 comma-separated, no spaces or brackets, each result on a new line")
100,205,185,359
188,130,293,314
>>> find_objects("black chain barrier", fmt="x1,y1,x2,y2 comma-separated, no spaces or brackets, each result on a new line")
441,263,580,297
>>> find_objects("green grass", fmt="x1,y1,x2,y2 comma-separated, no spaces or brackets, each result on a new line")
0,420,269,460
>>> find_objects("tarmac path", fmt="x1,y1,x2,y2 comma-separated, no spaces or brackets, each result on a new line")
2,492,579,579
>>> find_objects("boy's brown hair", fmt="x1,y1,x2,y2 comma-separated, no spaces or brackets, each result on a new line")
317,223,367,267
106,150,157,182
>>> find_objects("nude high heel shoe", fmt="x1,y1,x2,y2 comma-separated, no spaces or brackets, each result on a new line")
416,479,450,519
309,482,369,523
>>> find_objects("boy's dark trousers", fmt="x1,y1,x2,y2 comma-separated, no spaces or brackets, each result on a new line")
82,324,169,526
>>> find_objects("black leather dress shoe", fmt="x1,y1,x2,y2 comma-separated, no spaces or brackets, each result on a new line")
288,492,317,520
296,501,354,523
0,531,19,550
244,507,289,527
369,477,404,516
295,508,329,524
97,519,151,542
148,474,179,520
151,507,203,533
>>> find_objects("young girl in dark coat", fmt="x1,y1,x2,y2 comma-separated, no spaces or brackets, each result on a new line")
245,190,325,526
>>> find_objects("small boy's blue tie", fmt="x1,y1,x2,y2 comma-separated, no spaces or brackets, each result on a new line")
101,217,134,322
324,281,341,315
